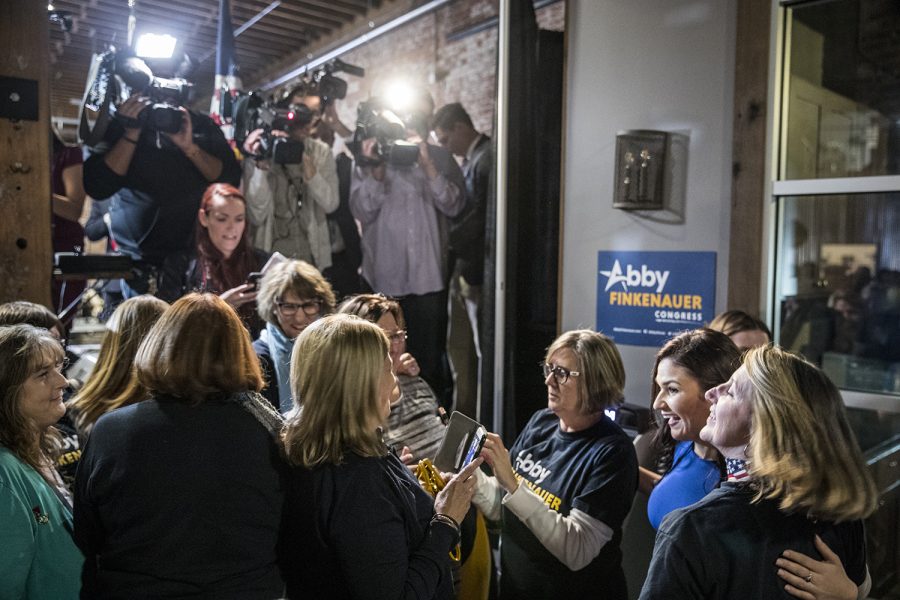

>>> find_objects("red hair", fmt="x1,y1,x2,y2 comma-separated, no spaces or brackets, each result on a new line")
195,183,257,293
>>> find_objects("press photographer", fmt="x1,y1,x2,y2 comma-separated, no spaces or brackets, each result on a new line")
349,86,465,408
82,52,241,297
240,87,338,270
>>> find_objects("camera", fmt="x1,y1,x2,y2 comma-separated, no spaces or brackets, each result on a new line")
113,53,193,134
233,92,314,165
349,98,420,167
315,58,365,107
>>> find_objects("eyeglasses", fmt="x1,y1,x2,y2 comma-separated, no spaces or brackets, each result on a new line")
383,329,408,345
541,362,581,385
276,298,323,317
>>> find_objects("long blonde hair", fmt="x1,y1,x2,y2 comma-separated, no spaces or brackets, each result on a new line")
282,314,390,467
744,346,877,521
68,295,168,436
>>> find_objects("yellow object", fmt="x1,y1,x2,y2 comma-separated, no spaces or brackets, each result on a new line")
414,458,461,564
415,458,446,496
457,511,492,600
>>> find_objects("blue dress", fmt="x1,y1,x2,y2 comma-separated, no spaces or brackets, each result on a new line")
647,441,720,529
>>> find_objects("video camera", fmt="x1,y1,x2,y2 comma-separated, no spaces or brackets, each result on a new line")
110,51,193,134
233,92,314,165
349,98,420,167
312,58,365,107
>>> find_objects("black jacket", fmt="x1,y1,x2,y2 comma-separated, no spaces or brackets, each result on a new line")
449,134,492,286
74,395,285,599
83,112,241,265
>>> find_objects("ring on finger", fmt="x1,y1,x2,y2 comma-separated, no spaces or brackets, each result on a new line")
805,573,812,584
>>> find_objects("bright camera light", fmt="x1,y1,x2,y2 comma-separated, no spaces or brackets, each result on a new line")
385,80,414,113
135,33,178,59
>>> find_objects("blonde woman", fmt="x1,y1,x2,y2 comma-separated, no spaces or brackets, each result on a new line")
67,295,168,438
640,346,876,599
473,330,638,599
278,314,480,599
74,294,284,598
0,325,82,598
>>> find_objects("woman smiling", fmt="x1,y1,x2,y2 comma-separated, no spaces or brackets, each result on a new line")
158,183,269,335
640,329,740,529
640,346,876,599
0,325,82,599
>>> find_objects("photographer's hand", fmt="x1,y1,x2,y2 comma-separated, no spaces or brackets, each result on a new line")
418,142,438,180
165,108,223,182
361,138,386,182
302,152,317,181
104,94,151,176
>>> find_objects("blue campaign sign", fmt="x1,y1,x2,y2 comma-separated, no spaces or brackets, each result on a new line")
596,251,717,347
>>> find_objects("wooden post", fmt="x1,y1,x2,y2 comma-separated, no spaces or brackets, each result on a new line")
727,0,772,315
0,0,52,306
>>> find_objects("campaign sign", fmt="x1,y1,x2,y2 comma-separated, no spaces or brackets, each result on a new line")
596,251,716,347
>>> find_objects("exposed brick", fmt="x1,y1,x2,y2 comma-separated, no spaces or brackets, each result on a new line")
313,0,564,139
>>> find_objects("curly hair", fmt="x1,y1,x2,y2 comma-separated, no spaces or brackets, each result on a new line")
256,260,336,326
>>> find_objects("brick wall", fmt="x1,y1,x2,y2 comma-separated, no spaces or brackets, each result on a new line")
312,0,564,138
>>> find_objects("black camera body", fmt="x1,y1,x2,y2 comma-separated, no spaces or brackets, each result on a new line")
234,94,313,165
350,99,419,167
114,54,193,134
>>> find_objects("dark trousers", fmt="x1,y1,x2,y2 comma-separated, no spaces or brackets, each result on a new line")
400,289,453,410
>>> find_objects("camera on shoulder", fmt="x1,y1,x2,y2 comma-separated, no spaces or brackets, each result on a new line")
113,54,193,134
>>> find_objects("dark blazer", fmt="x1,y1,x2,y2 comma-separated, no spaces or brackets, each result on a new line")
74,395,285,599
278,452,456,599
449,134,492,286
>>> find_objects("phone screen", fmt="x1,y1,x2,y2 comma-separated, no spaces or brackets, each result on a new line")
460,427,486,469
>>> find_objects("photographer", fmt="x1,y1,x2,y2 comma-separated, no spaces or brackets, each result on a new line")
349,89,465,408
241,91,339,270
83,93,241,297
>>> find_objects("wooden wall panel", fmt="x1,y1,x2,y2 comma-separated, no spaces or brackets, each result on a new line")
0,0,52,305
727,0,772,315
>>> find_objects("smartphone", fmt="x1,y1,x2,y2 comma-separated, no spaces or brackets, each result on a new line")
458,426,486,470
245,271,263,290
434,411,484,472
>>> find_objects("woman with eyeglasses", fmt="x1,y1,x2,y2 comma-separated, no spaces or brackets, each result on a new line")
639,346,876,600
337,294,444,461
158,183,269,336
254,259,336,413
472,329,638,599
0,324,82,599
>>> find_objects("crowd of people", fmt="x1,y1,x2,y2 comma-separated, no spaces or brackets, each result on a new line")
1,82,879,600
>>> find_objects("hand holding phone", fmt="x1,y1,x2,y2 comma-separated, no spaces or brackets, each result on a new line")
245,271,263,290
457,427,487,471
